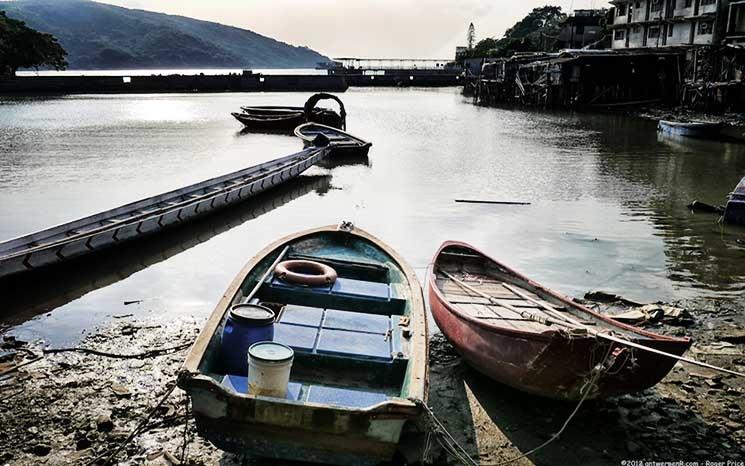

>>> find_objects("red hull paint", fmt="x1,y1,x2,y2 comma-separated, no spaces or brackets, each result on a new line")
428,241,692,401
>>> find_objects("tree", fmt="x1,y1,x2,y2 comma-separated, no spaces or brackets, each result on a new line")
0,11,68,76
462,5,567,60
467,23,475,50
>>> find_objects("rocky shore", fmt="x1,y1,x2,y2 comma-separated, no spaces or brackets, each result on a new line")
1,294,743,466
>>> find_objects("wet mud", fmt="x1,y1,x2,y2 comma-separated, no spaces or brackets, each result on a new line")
1,296,743,466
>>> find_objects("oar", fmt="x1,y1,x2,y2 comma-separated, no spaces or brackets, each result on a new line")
502,283,587,328
440,270,577,329
441,270,745,379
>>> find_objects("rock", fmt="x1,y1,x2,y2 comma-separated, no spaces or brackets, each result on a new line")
96,412,114,432
626,441,641,454
724,420,742,431
110,382,131,398
76,437,92,450
704,378,723,389
720,330,745,344
693,449,709,456
30,443,52,456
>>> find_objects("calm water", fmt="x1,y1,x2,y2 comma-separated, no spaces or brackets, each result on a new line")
1,88,744,345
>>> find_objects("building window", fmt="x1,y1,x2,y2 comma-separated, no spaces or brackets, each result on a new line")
698,21,713,34
685,0,693,6
649,27,661,38
614,29,626,40
700,0,715,4
669,24,674,36
618,4,627,15
576,24,585,34
632,25,640,33
651,0,663,12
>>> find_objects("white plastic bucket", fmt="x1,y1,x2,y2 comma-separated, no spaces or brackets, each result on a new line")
247,342,294,398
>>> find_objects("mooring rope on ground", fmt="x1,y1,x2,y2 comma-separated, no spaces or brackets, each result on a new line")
418,344,615,466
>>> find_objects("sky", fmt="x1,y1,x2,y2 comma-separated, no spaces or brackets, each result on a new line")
97,0,611,59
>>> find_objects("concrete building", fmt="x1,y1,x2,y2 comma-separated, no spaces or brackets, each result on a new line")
609,0,723,48
557,9,609,49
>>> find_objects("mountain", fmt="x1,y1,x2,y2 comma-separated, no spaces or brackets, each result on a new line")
0,0,329,69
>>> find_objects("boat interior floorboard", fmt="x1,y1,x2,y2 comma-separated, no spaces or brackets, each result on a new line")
435,270,651,339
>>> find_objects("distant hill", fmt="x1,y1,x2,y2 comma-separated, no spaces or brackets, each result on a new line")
0,0,329,69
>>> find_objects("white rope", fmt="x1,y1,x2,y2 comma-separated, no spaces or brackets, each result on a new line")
418,344,614,466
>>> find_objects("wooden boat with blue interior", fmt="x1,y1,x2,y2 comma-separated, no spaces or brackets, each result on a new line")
295,122,372,157
178,223,428,465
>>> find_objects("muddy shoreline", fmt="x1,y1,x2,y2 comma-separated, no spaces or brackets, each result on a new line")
1,295,743,466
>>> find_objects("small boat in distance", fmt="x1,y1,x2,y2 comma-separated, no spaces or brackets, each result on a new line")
428,241,692,401
233,93,347,133
179,224,428,465
0,146,331,280
723,175,745,226
295,122,372,157
658,119,725,139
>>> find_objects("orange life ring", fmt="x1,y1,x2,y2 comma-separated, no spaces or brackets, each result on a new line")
274,260,337,287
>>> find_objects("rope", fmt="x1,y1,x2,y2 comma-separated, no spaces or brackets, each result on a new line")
418,344,615,466
86,381,178,466
43,342,192,359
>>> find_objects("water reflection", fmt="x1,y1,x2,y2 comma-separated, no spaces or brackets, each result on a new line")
2,89,745,344
0,175,331,326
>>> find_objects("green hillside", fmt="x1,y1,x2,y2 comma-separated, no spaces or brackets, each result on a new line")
0,0,328,69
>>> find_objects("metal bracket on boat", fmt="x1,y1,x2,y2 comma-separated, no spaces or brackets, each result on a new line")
337,221,354,232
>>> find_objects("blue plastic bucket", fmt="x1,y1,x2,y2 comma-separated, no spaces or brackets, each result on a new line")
221,304,275,375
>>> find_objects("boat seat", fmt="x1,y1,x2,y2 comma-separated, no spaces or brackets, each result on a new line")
268,304,407,364
221,375,389,408
258,276,406,316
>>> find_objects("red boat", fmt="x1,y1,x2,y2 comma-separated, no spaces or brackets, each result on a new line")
427,241,692,401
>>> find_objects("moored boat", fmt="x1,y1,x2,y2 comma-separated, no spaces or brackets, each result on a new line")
428,241,692,401
658,119,725,139
0,146,330,280
295,122,372,157
178,223,428,465
723,175,745,226
233,93,347,132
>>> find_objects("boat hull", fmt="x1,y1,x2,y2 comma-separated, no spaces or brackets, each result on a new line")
658,120,724,139
723,176,745,226
186,382,407,465
179,225,428,464
428,241,691,401
0,148,329,280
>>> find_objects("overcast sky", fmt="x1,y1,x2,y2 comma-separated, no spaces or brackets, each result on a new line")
97,0,610,58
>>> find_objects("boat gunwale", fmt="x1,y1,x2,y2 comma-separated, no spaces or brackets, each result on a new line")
0,147,327,261
658,120,726,129
294,122,372,148
180,224,428,412
429,240,692,345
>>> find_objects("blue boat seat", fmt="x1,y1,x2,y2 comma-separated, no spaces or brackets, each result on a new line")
270,304,407,363
221,375,389,409
258,276,406,316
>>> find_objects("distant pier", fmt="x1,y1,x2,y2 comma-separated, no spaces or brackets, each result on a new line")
0,59,464,95
0,71,348,95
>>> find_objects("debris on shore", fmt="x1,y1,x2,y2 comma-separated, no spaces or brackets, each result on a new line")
1,295,743,465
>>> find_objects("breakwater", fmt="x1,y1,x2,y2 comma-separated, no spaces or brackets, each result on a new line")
0,69,462,95
0,73,349,94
